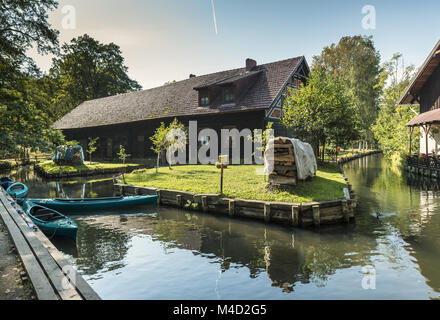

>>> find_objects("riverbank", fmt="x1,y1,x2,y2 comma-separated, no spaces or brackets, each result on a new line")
123,163,346,203
116,163,356,227
336,150,382,164
35,161,146,179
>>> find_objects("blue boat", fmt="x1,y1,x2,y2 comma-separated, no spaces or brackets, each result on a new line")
7,183,28,199
23,201,78,240
0,177,14,190
27,195,158,211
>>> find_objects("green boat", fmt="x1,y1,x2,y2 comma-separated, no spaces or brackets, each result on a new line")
6,183,28,199
27,195,158,211
23,201,78,240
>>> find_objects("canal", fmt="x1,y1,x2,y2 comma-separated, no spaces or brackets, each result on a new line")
3,154,440,299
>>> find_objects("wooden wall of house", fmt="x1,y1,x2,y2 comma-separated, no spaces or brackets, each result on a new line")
62,110,266,161
420,64,440,113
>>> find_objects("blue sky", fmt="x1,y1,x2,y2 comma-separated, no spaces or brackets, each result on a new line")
29,0,440,89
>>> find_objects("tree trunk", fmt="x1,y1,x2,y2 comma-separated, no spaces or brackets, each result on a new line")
156,152,160,173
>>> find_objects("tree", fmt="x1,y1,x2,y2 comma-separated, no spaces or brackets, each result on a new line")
150,118,186,172
0,0,63,157
49,34,142,115
372,54,419,160
117,145,130,165
87,137,99,164
0,0,59,84
313,36,381,146
282,68,358,161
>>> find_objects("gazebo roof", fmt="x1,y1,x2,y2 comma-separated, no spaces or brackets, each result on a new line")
406,108,440,127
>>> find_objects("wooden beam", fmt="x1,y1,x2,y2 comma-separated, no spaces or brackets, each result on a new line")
0,196,81,300
0,195,58,300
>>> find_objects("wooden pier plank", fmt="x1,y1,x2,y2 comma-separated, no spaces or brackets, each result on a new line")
0,196,81,300
0,191,100,300
0,198,58,300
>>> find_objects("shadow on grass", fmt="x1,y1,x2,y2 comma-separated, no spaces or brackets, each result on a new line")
294,175,346,201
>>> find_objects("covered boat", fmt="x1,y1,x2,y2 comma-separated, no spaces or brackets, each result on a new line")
0,177,13,190
27,195,158,211
6,183,28,198
23,201,78,240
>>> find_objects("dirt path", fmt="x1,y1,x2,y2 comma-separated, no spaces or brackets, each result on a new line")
0,217,35,300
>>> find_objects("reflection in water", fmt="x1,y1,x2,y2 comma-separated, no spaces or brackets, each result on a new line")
3,157,440,299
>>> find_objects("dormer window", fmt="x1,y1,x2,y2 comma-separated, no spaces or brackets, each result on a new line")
200,91,210,106
223,87,235,104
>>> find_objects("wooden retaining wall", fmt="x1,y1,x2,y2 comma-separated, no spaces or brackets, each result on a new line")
113,181,357,228
34,164,145,180
337,150,382,164
406,164,440,179
0,190,100,300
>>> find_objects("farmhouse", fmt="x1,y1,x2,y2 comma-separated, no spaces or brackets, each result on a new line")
54,56,310,160
398,40,440,155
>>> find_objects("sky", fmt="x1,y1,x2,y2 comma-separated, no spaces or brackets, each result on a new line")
28,0,440,90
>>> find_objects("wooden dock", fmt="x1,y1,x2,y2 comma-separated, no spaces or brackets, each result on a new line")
0,190,100,300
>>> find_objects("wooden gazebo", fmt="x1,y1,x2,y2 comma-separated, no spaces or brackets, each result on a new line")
398,40,440,156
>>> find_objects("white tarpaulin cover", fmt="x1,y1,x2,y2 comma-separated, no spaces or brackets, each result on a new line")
265,138,317,180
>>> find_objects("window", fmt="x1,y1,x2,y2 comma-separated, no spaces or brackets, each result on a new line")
223,87,235,104
200,92,210,106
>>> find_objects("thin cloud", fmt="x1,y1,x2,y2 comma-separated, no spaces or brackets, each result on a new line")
211,0,218,35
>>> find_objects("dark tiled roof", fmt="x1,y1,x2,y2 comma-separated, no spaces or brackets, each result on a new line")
54,56,304,129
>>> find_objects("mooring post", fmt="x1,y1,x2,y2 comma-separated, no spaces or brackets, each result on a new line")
291,205,300,226
229,200,235,217
342,200,350,223
156,189,161,206
264,203,271,223
312,205,320,227
201,196,208,212
176,195,182,208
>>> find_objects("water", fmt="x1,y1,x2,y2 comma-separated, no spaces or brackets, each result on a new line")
3,155,440,299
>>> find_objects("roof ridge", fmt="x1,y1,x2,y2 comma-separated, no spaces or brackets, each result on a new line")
54,55,305,129
77,56,304,105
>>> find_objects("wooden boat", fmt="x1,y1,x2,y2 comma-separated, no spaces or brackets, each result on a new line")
23,201,78,240
6,183,28,198
27,195,158,211
0,177,13,190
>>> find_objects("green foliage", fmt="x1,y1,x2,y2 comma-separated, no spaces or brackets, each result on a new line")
87,137,100,164
38,160,142,174
371,54,420,158
282,67,358,159
149,118,186,171
117,145,131,164
313,35,381,143
249,122,274,154
0,0,64,158
49,34,142,117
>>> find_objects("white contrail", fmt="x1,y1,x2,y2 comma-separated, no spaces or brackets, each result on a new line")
211,0,218,35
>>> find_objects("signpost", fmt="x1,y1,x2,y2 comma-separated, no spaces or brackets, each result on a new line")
216,155,228,195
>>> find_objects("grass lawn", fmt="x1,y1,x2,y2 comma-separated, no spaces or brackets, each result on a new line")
123,164,346,203
38,160,144,174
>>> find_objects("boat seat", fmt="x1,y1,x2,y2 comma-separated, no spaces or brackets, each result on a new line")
32,209,64,222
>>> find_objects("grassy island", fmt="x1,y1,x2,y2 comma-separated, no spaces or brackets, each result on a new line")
123,163,346,203
37,160,144,174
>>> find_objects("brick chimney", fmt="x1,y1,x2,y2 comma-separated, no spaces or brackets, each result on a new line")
246,58,257,71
